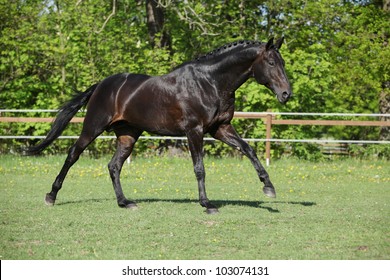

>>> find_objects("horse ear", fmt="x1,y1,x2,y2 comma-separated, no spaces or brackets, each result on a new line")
266,37,274,51
275,37,284,49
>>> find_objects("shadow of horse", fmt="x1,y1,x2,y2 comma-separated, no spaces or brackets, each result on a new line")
137,199,316,213
56,197,316,213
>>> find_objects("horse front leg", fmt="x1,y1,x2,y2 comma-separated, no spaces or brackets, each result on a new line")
186,127,219,214
211,123,276,198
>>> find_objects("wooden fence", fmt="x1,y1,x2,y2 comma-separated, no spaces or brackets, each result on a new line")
1,110,389,165
233,112,390,165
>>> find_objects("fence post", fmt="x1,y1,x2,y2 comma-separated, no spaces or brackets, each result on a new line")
265,112,272,166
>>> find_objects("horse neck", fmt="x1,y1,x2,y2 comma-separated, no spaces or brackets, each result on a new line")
202,46,261,93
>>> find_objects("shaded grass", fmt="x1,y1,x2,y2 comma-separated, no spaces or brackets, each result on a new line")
0,154,389,260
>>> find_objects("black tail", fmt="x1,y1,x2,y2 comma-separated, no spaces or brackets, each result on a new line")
24,83,99,155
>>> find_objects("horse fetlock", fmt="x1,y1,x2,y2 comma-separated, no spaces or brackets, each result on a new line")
199,198,210,208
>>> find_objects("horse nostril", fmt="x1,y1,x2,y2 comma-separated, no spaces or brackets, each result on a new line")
282,92,290,99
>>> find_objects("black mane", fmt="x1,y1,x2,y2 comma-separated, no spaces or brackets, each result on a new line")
173,40,263,70
195,40,262,61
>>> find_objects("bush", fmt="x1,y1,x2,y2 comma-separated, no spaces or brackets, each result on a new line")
289,143,324,161
348,144,390,160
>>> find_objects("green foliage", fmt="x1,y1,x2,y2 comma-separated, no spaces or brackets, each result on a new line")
1,0,389,156
348,144,390,160
289,143,325,161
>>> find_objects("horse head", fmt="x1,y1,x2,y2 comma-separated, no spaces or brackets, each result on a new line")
252,37,292,104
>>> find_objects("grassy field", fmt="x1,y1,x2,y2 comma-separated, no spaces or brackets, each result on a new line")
0,154,389,260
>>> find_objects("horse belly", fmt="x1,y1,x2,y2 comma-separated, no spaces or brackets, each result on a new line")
122,92,187,136
137,107,186,136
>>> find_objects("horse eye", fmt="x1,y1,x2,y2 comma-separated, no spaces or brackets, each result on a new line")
269,60,275,66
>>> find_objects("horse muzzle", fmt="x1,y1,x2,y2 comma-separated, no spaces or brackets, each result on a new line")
276,91,292,104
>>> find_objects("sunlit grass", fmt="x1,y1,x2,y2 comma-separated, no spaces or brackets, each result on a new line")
0,155,389,260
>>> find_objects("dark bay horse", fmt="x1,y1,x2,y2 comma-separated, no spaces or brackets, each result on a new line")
26,38,292,214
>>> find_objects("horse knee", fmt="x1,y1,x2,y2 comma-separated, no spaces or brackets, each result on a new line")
108,161,119,176
194,167,205,181
242,144,256,158
65,145,81,163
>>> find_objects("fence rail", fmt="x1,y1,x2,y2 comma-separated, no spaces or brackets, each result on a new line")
1,110,389,165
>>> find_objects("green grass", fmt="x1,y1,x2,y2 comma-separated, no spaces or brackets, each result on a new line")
0,154,389,260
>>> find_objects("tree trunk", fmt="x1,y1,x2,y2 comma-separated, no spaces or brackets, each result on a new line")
145,0,171,49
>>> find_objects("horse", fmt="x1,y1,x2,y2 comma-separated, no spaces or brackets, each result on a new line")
26,37,292,214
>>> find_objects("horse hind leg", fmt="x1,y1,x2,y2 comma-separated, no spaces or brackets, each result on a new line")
108,131,141,209
45,127,105,206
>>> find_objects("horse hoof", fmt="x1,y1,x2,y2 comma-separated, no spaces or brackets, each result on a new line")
263,186,276,198
125,203,138,210
44,194,55,206
206,208,219,215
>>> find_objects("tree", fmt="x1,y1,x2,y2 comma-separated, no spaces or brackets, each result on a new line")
145,0,171,49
